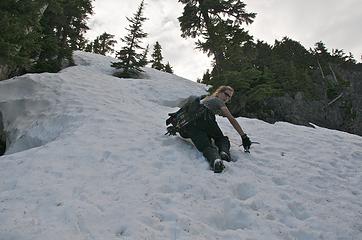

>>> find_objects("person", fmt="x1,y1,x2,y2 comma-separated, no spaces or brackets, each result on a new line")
178,85,251,173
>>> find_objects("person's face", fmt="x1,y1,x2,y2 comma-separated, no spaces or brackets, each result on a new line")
218,90,233,102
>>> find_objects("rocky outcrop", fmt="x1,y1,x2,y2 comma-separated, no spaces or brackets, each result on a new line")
272,68,361,135
235,65,362,136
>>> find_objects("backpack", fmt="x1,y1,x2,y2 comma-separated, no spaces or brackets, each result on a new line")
165,95,208,136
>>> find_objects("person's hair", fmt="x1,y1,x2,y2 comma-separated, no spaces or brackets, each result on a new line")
211,85,234,97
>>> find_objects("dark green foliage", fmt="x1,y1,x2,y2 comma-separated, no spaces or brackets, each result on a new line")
178,0,256,72
342,100,357,122
88,32,117,55
201,70,211,84
139,44,149,67
164,62,174,74
273,37,313,68
0,0,45,78
202,34,357,117
0,0,92,77
113,68,141,78
33,0,93,73
112,0,148,78
150,41,174,73
85,41,93,53
151,41,164,70
178,0,359,122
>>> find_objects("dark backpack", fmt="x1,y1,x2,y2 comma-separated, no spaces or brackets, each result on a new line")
165,95,208,136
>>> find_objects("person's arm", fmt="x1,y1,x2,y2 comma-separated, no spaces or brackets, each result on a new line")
220,106,246,137
221,106,252,150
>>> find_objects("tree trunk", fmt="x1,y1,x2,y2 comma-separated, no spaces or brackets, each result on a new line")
0,65,10,81
316,58,325,79
199,0,224,74
328,63,338,83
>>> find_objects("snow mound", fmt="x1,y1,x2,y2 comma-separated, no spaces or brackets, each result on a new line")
0,73,78,154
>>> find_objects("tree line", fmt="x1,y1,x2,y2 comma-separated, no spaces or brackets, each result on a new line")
0,0,173,81
0,0,92,78
177,0,361,118
1,0,360,112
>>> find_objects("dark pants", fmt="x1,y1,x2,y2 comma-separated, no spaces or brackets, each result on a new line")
180,112,230,165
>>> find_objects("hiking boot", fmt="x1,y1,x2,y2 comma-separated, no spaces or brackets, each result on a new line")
219,151,230,162
213,159,224,173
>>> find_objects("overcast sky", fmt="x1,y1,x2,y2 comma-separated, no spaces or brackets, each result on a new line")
86,0,362,81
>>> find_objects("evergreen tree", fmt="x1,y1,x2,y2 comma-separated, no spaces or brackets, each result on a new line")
164,62,173,73
312,41,331,60
346,52,356,64
253,40,273,68
0,0,46,79
34,0,93,73
93,37,101,54
201,69,211,84
112,0,148,78
151,41,164,70
273,37,312,68
92,32,117,55
84,41,93,52
139,44,149,67
178,0,256,73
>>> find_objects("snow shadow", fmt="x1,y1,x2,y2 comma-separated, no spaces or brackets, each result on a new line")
0,99,73,155
0,111,6,155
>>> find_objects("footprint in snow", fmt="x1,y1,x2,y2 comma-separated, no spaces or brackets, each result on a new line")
272,176,287,186
287,201,310,220
207,198,253,231
232,182,257,201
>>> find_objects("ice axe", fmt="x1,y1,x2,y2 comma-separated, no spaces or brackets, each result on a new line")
230,139,260,153
240,141,260,153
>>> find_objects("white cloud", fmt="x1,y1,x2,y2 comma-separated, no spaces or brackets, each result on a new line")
86,0,362,81
245,0,362,59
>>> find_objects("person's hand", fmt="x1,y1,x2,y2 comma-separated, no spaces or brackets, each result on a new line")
241,134,251,151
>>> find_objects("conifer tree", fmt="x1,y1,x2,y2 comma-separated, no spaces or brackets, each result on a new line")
201,69,211,84
0,0,46,79
164,62,173,74
84,41,93,52
178,0,256,73
151,41,164,70
34,0,93,72
92,32,117,55
139,44,149,67
93,38,101,54
112,0,148,78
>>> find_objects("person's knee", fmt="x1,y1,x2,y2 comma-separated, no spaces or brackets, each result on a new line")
215,136,230,148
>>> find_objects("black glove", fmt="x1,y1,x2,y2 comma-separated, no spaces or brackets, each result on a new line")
165,126,177,136
241,134,251,151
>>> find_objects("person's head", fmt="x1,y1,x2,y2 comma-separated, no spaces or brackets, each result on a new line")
211,85,234,102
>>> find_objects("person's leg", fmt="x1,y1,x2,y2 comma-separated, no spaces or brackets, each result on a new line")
205,119,231,161
214,136,231,161
188,130,222,171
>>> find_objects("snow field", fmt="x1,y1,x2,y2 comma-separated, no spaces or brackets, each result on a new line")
0,51,361,240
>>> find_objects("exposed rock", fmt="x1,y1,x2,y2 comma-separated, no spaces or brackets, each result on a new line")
234,65,362,136
282,69,360,135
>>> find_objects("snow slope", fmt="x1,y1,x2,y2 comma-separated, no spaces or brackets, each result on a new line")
0,51,361,240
